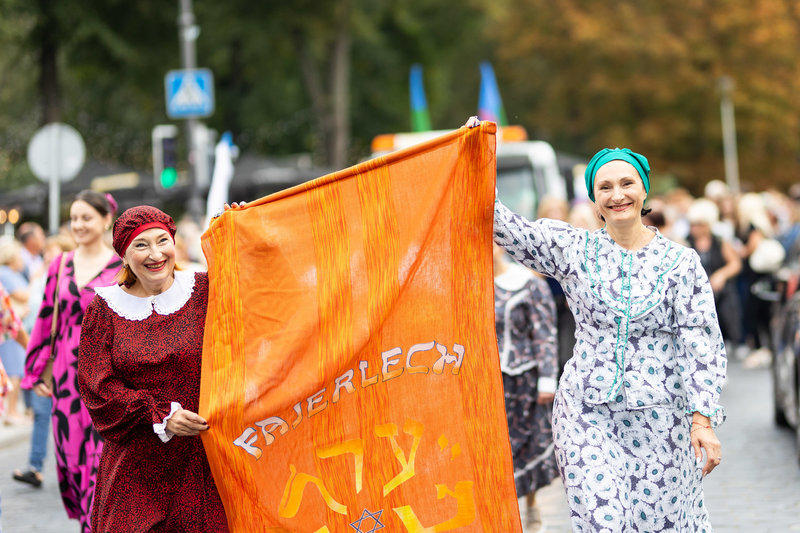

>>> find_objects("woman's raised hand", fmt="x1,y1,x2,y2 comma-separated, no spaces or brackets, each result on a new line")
464,116,480,129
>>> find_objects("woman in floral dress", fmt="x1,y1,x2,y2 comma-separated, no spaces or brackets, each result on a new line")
468,118,726,532
493,244,560,531
22,190,121,532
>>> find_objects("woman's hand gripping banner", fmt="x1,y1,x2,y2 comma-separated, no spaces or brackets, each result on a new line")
200,122,523,532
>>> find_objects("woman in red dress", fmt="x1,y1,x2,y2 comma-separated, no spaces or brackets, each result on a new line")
78,206,228,532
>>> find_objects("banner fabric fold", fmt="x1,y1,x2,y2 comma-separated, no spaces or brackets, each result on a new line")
200,122,522,532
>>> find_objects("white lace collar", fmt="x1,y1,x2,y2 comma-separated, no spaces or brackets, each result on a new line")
95,270,196,321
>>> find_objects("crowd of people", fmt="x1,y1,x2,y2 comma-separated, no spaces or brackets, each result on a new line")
645,180,800,369
0,144,799,531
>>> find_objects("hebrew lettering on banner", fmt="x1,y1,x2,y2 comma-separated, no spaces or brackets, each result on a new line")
199,122,522,531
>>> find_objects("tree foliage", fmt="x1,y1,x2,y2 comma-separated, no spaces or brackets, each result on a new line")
485,0,800,192
1,0,799,195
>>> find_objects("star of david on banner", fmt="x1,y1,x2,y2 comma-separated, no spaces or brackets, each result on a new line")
349,508,385,532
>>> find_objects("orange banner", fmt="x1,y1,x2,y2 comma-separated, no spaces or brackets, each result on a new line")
200,122,521,532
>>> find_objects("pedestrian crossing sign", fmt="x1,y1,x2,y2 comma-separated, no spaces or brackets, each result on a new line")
165,68,215,119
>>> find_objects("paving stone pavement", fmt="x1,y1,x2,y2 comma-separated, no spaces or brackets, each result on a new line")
702,358,800,532
0,427,79,532
1,358,798,532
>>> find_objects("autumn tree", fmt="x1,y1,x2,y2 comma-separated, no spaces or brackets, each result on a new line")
485,0,800,192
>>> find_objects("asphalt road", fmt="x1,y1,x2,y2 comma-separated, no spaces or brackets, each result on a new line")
534,358,800,532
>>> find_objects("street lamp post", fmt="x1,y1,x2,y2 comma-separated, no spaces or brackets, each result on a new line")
718,76,741,195
178,0,204,223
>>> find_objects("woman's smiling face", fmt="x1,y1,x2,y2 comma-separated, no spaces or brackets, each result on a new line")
593,160,647,226
124,228,176,293
70,200,110,247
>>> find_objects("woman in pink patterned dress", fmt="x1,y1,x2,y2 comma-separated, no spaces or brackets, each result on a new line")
21,190,121,532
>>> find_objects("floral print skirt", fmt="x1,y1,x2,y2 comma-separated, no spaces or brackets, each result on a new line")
503,369,559,497
552,388,713,532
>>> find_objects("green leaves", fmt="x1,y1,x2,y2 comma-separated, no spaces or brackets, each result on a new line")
1,1,798,195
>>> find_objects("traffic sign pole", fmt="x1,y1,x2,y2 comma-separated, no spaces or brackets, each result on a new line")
49,128,60,236
178,0,203,223
163,1,214,222
27,123,85,235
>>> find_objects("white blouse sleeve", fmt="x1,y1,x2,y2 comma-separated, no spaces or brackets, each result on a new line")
152,402,182,443
672,250,727,426
493,199,583,282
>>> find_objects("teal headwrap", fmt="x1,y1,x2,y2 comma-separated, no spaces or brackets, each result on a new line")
584,148,650,202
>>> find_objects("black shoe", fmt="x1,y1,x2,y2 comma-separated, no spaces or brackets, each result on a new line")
12,469,43,488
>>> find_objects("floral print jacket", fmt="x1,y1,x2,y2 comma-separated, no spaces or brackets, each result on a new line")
494,201,727,426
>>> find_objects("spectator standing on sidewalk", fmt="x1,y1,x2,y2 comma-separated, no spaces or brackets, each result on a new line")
493,244,560,532
0,238,31,426
686,198,742,351
735,193,781,367
470,117,727,531
704,180,739,244
0,278,28,378
16,222,46,282
0,278,27,532
20,190,121,532
0,355,6,531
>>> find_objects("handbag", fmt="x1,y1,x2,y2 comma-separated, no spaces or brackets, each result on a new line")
33,253,66,391
48,253,68,359
749,238,785,274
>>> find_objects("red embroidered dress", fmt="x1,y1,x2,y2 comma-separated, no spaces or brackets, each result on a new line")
78,271,228,532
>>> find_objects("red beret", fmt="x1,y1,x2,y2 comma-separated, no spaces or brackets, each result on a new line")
112,206,177,258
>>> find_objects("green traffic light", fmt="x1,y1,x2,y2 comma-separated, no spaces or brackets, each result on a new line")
160,167,178,188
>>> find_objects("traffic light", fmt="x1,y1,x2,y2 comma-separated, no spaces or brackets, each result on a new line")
152,125,179,190
160,136,178,188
